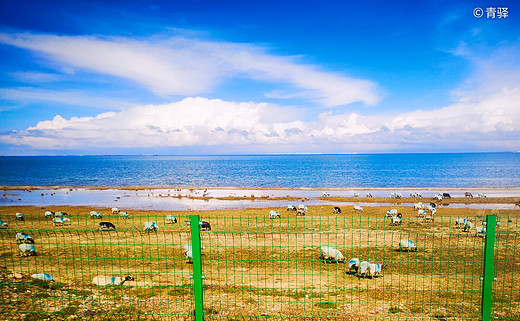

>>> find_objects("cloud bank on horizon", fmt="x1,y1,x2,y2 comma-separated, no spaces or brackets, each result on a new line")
0,1,519,154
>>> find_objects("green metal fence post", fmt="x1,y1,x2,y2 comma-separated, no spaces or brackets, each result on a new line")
481,215,497,321
190,215,204,321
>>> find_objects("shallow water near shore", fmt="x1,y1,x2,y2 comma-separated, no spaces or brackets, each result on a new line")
2,187,518,210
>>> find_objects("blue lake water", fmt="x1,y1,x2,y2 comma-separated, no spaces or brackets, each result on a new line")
1,153,519,188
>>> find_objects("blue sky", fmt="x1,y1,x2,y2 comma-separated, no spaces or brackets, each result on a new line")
0,0,519,155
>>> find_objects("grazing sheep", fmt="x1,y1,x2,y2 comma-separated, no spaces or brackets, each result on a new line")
390,192,402,199
353,193,359,197
390,213,402,226
0,221,8,229
322,192,330,197
19,244,37,256
16,232,34,244
44,211,54,217
455,218,467,227
93,275,134,286
90,211,102,219
53,217,67,226
269,210,280,219
463,221,473,232
333,206,341,214
434,194,443,201
200,221,211,231
286,205,296,211
15,213,24,221
359,260,371,277
475,226,486,237
31,273,54,282
111,207,120,214
99,222,116,231
413,203,424,210
417,210,427,217
386,209,398,217
298,204,308,212
347,258,360,273
166,215,178,224
465,192,473,198
119,211,130,219
320,246,345,263
429,202,437,208
366,193,373,197
478,193,487,198
353,205,364,212
144,221,158,231
399,239,417,252
296,208,306,216
54,212,67,217
367,263,387,278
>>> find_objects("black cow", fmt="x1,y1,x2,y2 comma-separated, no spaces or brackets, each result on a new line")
442,193,451,199
333,206,342,214
429,203,437,208
99,222,116,231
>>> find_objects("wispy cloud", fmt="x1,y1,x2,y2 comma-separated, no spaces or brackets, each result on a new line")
0,32,379,107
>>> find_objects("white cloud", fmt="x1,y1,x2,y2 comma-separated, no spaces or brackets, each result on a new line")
1,89,519,152
0,32,379,107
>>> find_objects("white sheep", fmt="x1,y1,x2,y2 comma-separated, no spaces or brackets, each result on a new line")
475,226,486,237
269,210,280,219
183,244,205,263
399,239,417,252
119,211,130,219
15,213,24,221
455,218,467,227
353,205,364,212
144,221,158,231
16,232,34,244
414,203,424,210
111,207,120,214
417,210,427,217
298,204,308,212
92,275,134,286
31,273,54,282
44,211,55,217
166,215,178,224
19,244,37,256
90,211,102,219
367,263,387,278
359,260,371,277
390,214,402,226
386,209,398,217
320,246,345,263
347,258,360,273
0,221,8,229
463,220,473,232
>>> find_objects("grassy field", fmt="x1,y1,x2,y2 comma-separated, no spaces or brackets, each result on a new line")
0,200,519,320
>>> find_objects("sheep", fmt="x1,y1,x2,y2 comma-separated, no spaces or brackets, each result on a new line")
353,193,359,197
367,263,387,278
111,207,120,214
53,217,67,226
366,193,373,197
93,275,134,286
144,221,158,231
463,221,473,232
119,211,130,219
31,273,54,282
399,239,417,252
358,260,371,277
44,211,54,217
99,222,116,231
475,226,486,237
16,232,34,244
455,218,467,227
319,246,345,263
333,206,341,214
166,215,178,224
465,192,473,198
15,213,24,221
386,209,398,217
183,244,206,263
200,221,211,231
413,203,424,210
390,213,402,226
269,210,281,219
478,193,486,198
296,208,306,216
19,244,37,256
429,208,437,215
390,192,402,199
90,211,102,219
322,192,330,197
54,212,67,217
287,205,296,211
347,258,360,273
353,205,364,212
298,204,308,212
417,210,427,217
0,221,8,229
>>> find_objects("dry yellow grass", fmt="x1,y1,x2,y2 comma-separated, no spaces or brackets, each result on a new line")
0,203,519,320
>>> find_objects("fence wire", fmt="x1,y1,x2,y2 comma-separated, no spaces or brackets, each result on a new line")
0,211,518,320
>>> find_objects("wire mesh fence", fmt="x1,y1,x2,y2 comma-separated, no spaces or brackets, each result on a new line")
0,211,519,320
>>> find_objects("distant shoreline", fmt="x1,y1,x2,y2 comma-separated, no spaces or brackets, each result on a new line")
3,185,520,191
